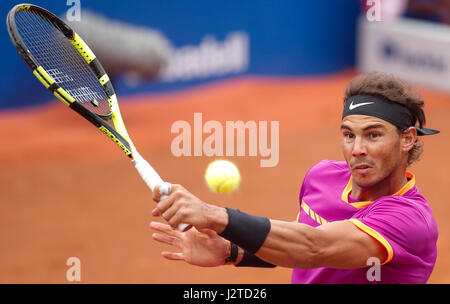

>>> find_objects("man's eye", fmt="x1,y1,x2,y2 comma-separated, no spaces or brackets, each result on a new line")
369,132,380,139
344,133,354,139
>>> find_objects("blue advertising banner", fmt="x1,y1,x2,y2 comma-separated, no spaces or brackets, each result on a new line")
1,0,360,109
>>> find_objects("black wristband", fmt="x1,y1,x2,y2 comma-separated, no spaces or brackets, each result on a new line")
225,242,238,264
236,250,276,268
219,208,271,254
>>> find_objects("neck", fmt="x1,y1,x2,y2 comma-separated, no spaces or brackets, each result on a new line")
351,166,408,201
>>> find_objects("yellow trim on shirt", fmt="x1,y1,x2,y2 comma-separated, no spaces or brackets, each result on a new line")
348,219,394,265
341,172,416,208
300,200,328,226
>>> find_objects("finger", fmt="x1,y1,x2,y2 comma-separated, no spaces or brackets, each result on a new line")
152,233,182,249
153,185,161,202
152,208,160,217
161,251,184,261
167,208,188,230
152,205,178,228
149,221,180,236
161,204,180,225
155,192,176,215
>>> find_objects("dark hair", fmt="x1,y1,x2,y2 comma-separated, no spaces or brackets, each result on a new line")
344,72,425,166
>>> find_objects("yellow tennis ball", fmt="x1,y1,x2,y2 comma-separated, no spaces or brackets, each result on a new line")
205,160,240,193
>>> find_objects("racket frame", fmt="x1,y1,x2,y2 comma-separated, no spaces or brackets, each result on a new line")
7,3,190,231
7,4,134,158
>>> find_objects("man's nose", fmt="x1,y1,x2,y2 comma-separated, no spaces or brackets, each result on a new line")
352,136,367,157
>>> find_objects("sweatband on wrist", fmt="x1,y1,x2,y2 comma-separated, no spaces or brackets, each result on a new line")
235,250,276,268
218,208,271,254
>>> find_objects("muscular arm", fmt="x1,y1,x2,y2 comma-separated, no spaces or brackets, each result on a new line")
153,185,387,270
255,219,388,269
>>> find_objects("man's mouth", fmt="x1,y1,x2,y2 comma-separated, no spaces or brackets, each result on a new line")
354,164,371,169
352,163,373,173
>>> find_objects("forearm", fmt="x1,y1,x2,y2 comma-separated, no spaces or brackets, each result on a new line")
255,219,321,269
214,208,321,269
215,209,387,270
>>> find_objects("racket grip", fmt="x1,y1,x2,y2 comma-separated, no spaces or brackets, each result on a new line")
132,154,191,232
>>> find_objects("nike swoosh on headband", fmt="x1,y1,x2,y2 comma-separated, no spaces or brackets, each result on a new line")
349,101,374,110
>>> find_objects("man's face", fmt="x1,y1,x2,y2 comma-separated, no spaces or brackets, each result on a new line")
340,115,404,189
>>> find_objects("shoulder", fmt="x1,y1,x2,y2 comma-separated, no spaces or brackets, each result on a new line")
371,195,435,224
360,195,438,245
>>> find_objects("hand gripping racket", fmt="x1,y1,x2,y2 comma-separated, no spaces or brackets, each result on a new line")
7,3,190,231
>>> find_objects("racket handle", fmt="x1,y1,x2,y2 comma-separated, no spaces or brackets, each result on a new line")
132,153,191,232
177,223,191,232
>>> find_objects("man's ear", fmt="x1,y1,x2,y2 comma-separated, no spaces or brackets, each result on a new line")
401,127,417,152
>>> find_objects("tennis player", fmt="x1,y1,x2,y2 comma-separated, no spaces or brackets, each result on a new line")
150,72,439,283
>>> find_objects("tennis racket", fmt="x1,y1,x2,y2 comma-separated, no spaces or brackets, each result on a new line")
7,3,190,231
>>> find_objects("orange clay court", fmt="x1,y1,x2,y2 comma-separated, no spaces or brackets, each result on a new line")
0,72,449,283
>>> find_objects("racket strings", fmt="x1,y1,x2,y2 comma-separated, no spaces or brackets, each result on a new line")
15,10,111,117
